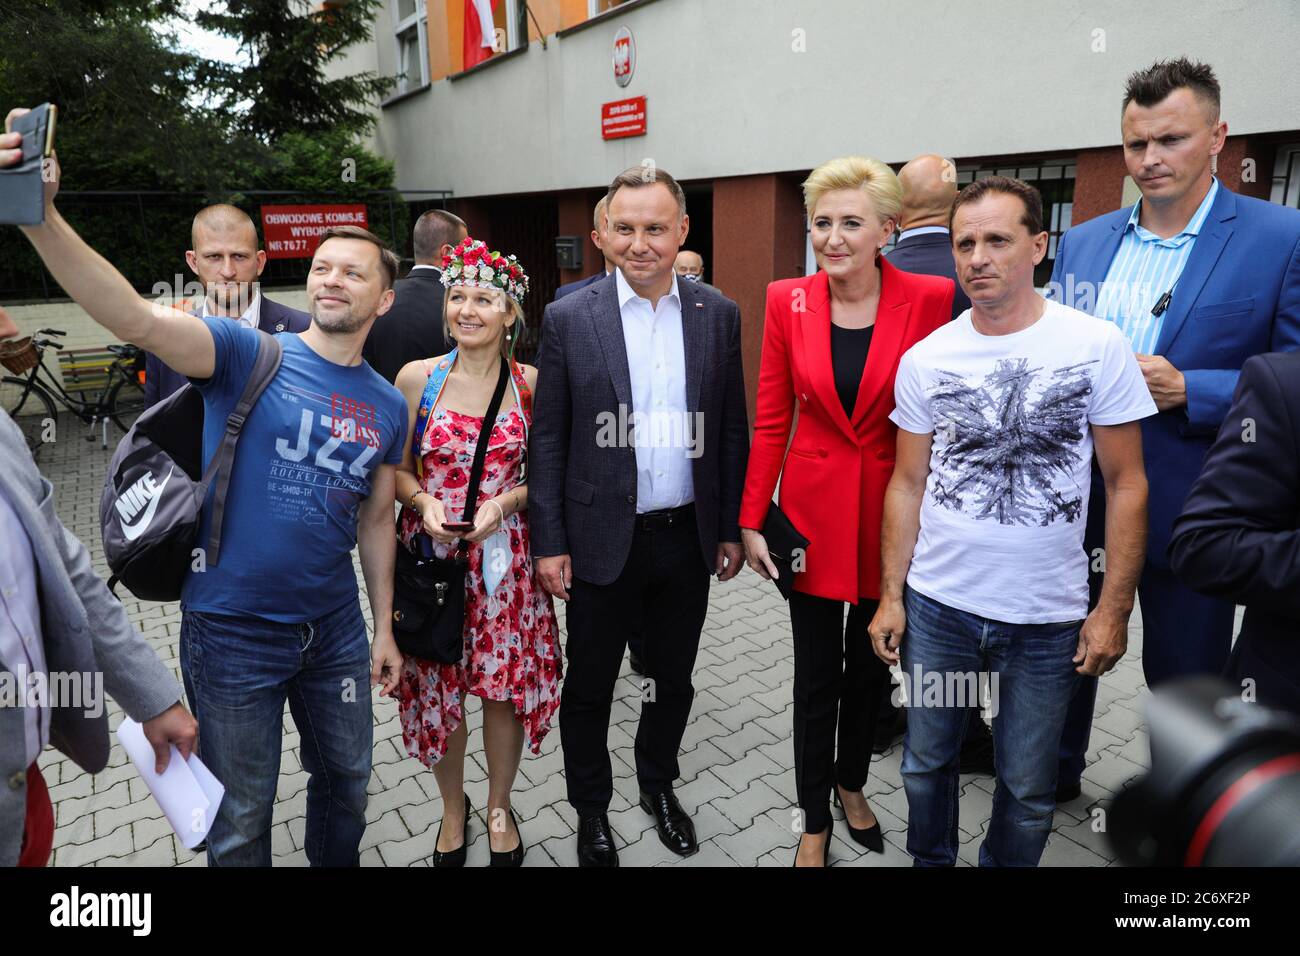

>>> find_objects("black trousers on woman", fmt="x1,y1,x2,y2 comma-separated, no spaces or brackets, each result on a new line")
789,589,890,833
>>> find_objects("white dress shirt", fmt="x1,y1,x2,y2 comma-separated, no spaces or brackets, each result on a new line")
615,268,695,513
203,290,262,329
897,225,950,242
0,489,48,766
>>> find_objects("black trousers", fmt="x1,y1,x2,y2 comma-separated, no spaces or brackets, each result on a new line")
560,507,712,812
789,590,889,833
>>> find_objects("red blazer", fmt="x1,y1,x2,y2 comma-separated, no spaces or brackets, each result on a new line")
739,258,954,603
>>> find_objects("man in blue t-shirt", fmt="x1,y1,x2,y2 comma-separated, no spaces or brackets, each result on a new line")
9,133,407,867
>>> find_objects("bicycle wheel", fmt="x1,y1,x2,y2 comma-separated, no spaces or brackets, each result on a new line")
107,374,147,433
1,376,58,459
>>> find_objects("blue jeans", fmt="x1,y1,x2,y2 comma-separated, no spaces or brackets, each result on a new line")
180,600,373,867
901,585,1080,867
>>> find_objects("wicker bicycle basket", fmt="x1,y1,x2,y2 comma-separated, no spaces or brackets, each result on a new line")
0,337,38,375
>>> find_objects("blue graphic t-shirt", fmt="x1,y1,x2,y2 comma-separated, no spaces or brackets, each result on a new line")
182,317,407,622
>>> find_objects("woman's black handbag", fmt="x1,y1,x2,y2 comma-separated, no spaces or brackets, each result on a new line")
761,502,810,601
391,357,510,663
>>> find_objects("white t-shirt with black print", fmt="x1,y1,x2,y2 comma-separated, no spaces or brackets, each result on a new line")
890,299,1157,624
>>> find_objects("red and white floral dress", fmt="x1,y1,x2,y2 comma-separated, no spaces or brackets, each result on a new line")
395,376,561,768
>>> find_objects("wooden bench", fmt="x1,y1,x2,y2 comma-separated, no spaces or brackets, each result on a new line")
56,347,119,399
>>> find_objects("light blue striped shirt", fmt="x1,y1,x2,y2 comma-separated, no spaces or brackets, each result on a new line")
1095,178,1220,354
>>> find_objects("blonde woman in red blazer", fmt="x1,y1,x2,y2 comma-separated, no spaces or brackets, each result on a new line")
740,156,953,866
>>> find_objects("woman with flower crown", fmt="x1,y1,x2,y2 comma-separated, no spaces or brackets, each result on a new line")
391,237,560,867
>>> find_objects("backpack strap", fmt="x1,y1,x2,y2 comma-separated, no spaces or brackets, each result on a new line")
198,330,283,567
412,348,457,479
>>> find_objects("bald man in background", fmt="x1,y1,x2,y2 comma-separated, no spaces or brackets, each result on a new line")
143,204,309,408
555,196,616,300
887,154,971,322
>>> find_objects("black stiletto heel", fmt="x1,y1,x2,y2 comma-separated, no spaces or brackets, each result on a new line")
834,787,884,853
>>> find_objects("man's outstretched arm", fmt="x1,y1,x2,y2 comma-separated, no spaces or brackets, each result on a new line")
3,108,215,378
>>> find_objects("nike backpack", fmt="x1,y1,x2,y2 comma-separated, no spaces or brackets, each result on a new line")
100,331,282,601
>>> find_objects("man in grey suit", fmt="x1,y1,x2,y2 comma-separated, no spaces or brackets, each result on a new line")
531,166,750,866
0,309,198,867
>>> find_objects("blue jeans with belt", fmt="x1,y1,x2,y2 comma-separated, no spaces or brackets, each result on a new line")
900,585,1080,867
180,599,373,867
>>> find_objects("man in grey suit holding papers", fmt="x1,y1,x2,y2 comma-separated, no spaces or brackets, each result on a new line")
0,302,198,868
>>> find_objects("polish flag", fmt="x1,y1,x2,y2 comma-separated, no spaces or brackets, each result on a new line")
463,0,497,70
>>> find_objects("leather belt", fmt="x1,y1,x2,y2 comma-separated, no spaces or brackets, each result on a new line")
634,504,695,532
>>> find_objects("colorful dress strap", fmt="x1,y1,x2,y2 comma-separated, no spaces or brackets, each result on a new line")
412,348,458,478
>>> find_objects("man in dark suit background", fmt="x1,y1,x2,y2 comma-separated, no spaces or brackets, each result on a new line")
887,154,971,321
554,195,615,300
531,166,750,866
143,205,309,407
362,209,468,383
553,194,644,678
1170,351,1300,715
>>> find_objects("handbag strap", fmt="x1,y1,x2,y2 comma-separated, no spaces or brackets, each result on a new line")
413,349,530,474
460,356,511,527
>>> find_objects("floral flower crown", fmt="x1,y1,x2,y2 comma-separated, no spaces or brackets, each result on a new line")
440,236,529,304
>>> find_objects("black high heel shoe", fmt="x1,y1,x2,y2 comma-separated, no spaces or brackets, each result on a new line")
834,787,884,853
792,818,834,867
488,806,524,867
432,794,472,867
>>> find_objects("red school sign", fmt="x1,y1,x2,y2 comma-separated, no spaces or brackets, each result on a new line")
260,204,369,259
601,96,647,140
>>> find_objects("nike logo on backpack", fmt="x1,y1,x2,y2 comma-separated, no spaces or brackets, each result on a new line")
116,468,174,541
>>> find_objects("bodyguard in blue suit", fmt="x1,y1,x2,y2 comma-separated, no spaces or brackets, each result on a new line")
1049,58,1300,799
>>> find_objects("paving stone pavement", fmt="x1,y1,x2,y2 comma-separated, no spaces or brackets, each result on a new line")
31,412,1228,867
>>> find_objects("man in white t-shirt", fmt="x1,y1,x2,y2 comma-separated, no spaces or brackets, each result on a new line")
869,177,1157,867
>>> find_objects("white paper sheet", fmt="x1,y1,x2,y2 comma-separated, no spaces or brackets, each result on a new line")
115,717,224,850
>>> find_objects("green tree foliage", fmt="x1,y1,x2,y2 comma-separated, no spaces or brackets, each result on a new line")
195,0,394,143
0,0,252,191
0,1,403,296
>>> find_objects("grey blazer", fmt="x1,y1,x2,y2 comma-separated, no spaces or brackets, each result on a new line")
0,410,182,866
530,273,750,585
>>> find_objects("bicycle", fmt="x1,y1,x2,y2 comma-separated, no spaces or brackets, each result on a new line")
0,328,147,458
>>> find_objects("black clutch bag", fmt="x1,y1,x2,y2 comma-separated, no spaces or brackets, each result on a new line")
761,502,810,600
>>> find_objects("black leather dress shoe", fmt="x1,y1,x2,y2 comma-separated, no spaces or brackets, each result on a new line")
576,810,619,867
640,790,698,857
1056,779,1083,803
873,708,906,754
